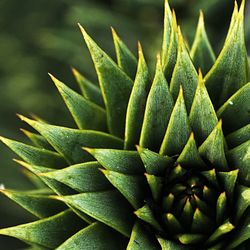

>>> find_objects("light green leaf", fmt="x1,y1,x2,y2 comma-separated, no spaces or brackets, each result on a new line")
79,25,133,138
85,148,144,174
102,169,148,209
216,192,227,225
205,2,250,108
57,222,125,250
190,11,215,74
145,173,164,202
217,82,250,133
177,133,206,169
72,67,104,108
127,221,160,250
19,115,123,164
177,234,206,245
0,210,85,249
161,0,173,68
50,74,107,131
0,189,66,219
198,120,228,171
58,190,134,237
160,87,191,156
40,162,111,193
125,43,151,149
157,237,187,249
227,140,250,185
191,208,213,233
135,204,162,232
137,146,173,175
139,56,173,151
170,30,198,112
0,136,66,168
112,27,137,79
189,72,218,144
163,11,178,82
163,213,183,234
206,221,234,245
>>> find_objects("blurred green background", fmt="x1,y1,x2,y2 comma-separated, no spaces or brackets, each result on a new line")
0,0,249,248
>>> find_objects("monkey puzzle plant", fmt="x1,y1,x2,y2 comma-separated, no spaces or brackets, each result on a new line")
0,1,249,249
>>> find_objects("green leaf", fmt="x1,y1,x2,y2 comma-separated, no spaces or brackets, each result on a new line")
235,185,250,221
139,56,173,151
191,208,213,233
157,237,187,249
127,221,160,250
102,169,148,209
19,115,123,164
227,140,250,185
189,72,218,144
85,148,144,174
205,2,250,108
0,189,66,218
137,146,173,175
162,11,178,82
206,221,234,245
72,67,104,108
135,204,162,232
216,192,227,225
79,25,133,138
0,136,66,168
218,170,239,200
198,120,228,171
163,213,183,234
145,173,164,202
217,82,250,133
160,87,191,156
226,124,250,148
227,208,250,249
58,190,134,237
21,129,53,150
0,210,85,249
57,222,125,250
50,74,107,131
40,161,111,193
177,133,206,169
112,27,137,79
190,11,215,74
125,43,151,149
177,234,206,245
170,29,198,112
161,0,173,68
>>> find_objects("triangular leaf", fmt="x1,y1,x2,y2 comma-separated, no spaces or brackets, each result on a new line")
0,210,85,249
57,222,125,250
85,148,144,174
18,115,123,164
140,56,173,151
160,87,191,156
79,25,133,138
58,190,134,237
72,67,104,108
189,72,218,144
40,161,111,193
198,120,228,171
50,74,107,131
125,43,151,149
190,11,215,74
112,27,137,79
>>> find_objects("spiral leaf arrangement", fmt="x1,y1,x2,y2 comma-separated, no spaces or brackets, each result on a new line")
0,1,249,249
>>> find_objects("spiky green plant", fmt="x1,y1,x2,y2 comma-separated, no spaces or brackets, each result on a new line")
0,0,250,249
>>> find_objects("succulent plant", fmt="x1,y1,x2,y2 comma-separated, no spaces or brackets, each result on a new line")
0,0,249,249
